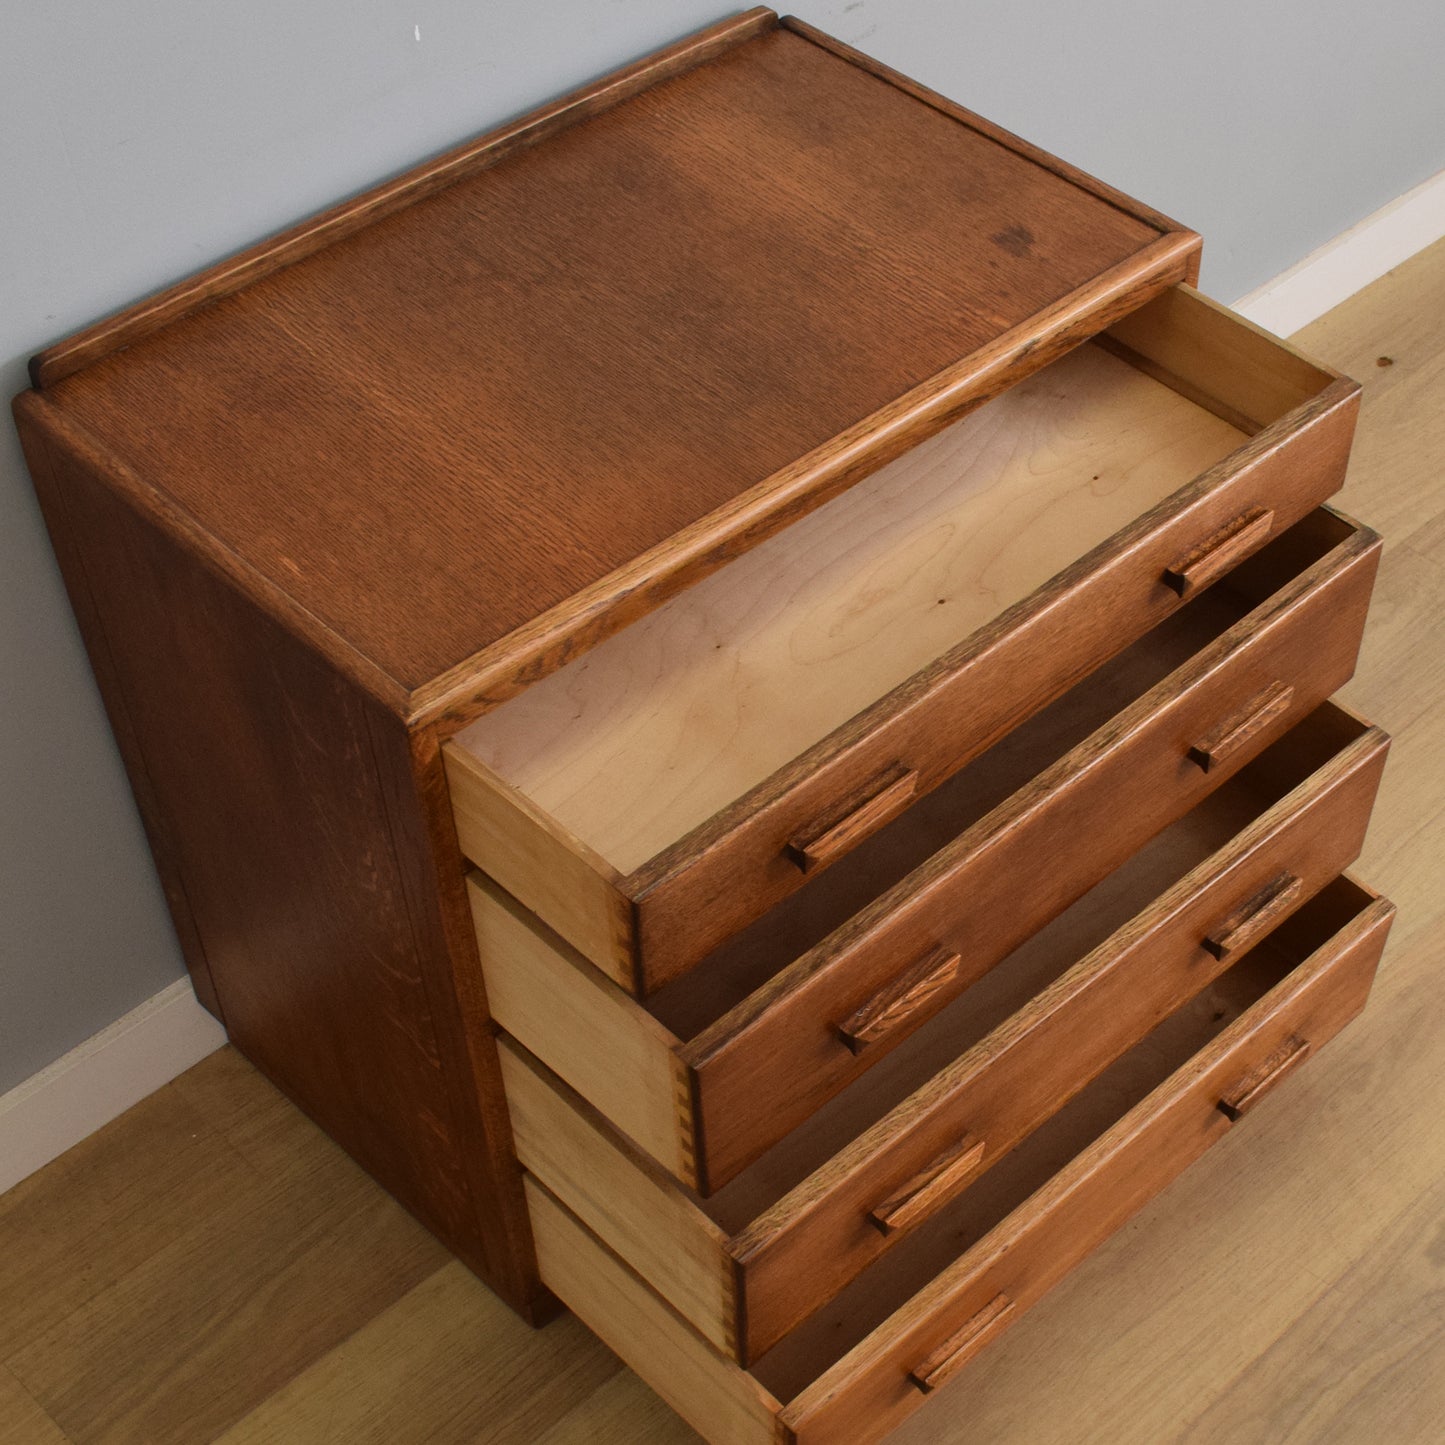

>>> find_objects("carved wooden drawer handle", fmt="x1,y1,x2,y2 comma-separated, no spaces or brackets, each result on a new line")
1163,506,1275,597
1203,871,1303,961
836,946,964,1055
1219,1035,1313,1121
785,764,919,874
1188,680,1295,773
909,1293,1016,1393
868,1132,986,1236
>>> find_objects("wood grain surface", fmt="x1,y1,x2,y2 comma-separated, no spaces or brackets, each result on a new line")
515,881,1391,1445
447,287,1358,993
470,875,694,1184
499,1041,740,1358
729,724,1388,1361
3,234,1437,1445
617,310,1358,992
27,9,778,390
526,1181,782,1445
447,747,635,989
457,343,1247,872
774,887,1393,1443
12,407,541,1314
682,523,1379,1190
27,19,1189,705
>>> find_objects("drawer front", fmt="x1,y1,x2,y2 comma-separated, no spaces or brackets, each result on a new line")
523,882,1394,1445
465,520,1379,1198
686,524,1380,1190
448,289,1360,1000
781,885,1395,1444
496,717,1387,1366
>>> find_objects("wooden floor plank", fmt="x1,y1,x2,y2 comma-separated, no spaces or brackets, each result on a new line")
0,1364,70,1445
533,1372,700,1445
1339,538,1445,734
170,1046,392,1199
6,1185,446,1445
887,910,1445,1445
1300,237,1445,546
1176,1167,1445,1444
2,1051,449,1445
0,1071,246,1362
216,1262,620,1445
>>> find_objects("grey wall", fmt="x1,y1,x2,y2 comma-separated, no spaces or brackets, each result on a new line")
3,1,1442,1094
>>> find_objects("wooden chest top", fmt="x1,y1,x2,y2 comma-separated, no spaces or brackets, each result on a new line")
29,10,1197,715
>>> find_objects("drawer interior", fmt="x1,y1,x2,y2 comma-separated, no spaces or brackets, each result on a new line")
454,288,1336,876
749,874,1379,1400
645,509,1360,1046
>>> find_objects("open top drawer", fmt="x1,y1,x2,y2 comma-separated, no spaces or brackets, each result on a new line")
445,286,1359,996
465,508,1379,1194
527,874,1395,1444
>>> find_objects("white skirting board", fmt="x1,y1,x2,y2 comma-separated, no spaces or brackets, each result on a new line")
1233,165,1445,335
0,978,226,1197
5,165,1445,1201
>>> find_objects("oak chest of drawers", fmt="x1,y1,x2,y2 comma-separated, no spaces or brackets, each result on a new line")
15,10,1395,1442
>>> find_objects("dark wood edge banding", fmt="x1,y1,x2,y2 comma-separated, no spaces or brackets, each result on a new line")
670,1051,704,1196
780,16,1200,248
682,1053,711,1198
29,8,779,389
726,1249,749,1369
781,887,1394,1431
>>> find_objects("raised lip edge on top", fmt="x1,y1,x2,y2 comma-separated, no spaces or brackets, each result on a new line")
19,7,1203,731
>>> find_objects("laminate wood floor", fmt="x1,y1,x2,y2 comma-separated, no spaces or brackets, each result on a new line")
4,242,1443,1445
